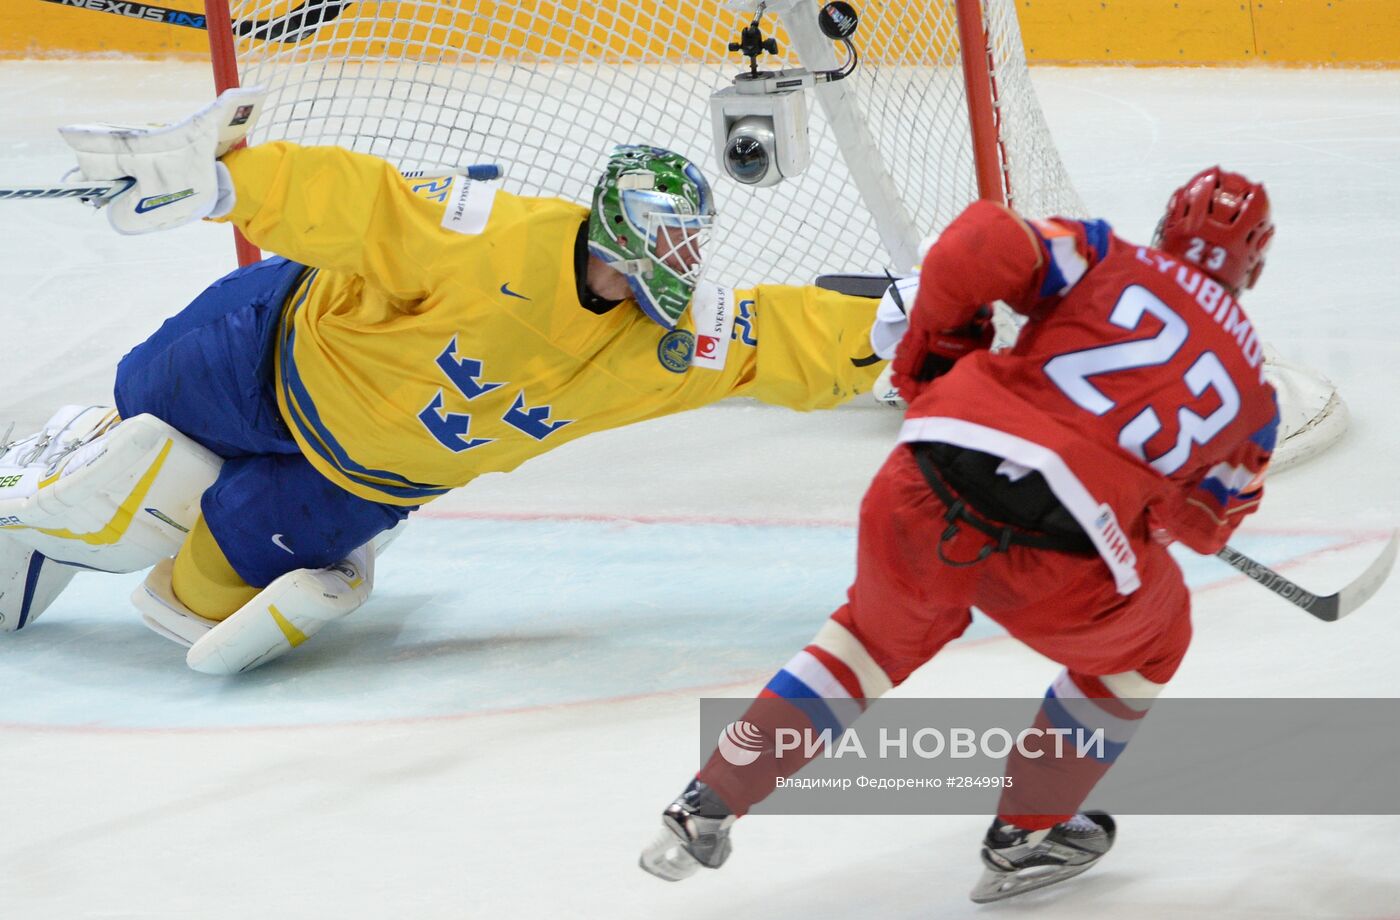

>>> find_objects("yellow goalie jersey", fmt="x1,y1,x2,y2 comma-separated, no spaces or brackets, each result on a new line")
219,142,885,507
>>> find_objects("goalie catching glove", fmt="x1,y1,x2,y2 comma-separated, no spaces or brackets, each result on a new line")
58,86,265,234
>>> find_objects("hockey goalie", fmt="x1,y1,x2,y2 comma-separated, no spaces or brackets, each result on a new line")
0,87,895,672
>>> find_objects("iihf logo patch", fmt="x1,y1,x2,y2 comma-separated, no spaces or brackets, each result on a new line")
657,329,694,374
717,720,765,766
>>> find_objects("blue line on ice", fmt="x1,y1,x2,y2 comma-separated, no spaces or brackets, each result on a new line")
0,518,1348,729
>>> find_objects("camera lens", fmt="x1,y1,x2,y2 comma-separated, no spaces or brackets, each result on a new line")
724,134,770,185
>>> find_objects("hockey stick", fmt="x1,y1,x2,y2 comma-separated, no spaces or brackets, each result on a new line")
233,0,354,44
0,179,135,203
35,0,208,30
1215,531,1398,622
35,0,353,42
0,166,502,206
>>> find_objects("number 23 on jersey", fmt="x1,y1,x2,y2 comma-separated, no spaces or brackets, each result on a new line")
1043,284,1241,476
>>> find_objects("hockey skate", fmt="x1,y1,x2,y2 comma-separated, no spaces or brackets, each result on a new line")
969,811,1116,903
0,406,120,483
639,779,736,882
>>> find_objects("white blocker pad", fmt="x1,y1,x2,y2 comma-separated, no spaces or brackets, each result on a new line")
0,414,223,573
0,534,79,632
183,543,375,675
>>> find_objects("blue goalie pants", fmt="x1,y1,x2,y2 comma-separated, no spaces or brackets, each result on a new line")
114,256,411,588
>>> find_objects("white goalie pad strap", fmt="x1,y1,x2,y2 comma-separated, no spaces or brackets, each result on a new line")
131,557,220,648
185,544,375,676
58,86,266,235
0,414,223,573
0,405,119,470
0,534,79,632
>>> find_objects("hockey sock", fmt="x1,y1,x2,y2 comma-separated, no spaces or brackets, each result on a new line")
171,514,260,622
698,618,893,815
996,669,1160,830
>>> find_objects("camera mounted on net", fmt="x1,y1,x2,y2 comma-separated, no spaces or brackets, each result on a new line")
709,0,861,187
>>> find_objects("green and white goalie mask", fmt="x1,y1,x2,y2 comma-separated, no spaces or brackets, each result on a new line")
588,145,716,329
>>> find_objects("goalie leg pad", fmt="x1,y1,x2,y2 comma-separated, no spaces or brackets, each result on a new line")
132,557,221,648
184,543,375,675
0,534,79,631
0,413,223,573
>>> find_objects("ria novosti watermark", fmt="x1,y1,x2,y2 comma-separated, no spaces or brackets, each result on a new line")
698,698,1400,816
718,721,1106,766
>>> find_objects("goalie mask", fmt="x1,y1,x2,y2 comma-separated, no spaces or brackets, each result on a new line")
588,145,716,329
1153,166,1274,295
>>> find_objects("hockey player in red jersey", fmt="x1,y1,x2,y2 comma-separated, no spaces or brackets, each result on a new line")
641,167,1279,901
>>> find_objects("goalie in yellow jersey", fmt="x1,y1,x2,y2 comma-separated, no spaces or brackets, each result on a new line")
0,88,897,674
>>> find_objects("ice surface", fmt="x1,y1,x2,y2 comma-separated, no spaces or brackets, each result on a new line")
0,62,1397,918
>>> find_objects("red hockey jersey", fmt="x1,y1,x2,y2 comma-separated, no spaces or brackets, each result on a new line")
895,200,1278,595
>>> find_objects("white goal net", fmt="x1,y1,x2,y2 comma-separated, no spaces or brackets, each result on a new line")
210,0,1346,467
218,0,1079,286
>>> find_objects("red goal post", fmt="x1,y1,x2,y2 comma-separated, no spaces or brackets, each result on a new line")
204,0,261,267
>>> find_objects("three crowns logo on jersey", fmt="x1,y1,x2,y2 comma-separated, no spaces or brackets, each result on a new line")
418,337,573,452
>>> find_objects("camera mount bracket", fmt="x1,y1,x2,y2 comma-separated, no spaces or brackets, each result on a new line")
708,0,867,189
724,1,860,86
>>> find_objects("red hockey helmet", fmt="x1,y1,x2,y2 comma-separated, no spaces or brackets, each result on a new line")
1153,167,1274,294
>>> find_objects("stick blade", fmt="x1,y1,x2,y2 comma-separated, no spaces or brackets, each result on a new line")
1330,530,1400,621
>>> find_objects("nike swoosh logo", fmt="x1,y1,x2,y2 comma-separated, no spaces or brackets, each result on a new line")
271,533,295,555
500,282,531,301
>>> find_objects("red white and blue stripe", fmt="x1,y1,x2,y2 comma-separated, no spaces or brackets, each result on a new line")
759,619,893,739
1041,668,1161,763
1030,218,1112,299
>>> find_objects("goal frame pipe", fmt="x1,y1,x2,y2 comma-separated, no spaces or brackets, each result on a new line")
955,0,1008,205
779,0,921,273
204,0,262,267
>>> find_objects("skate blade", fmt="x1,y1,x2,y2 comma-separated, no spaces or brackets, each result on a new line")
969,860,1096,903
638,829,701,882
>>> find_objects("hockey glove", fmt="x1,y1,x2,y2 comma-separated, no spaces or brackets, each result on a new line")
891,304,995,402
57,86,265,235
